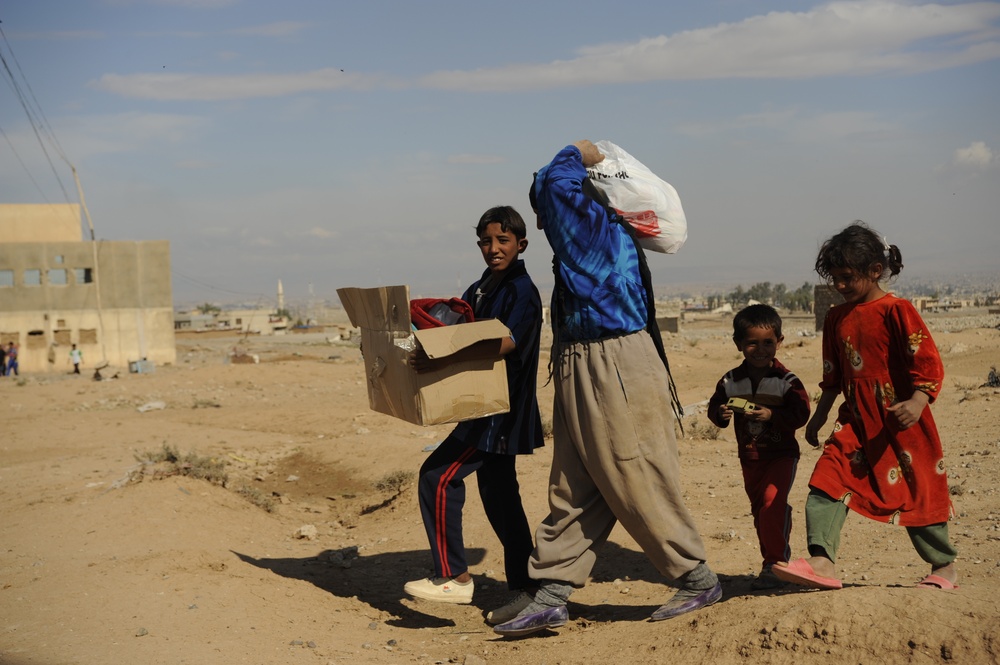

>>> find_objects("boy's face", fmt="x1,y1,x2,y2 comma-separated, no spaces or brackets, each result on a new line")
478,222,527,273
734,325,782,370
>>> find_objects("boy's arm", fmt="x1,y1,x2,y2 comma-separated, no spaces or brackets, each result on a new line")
706,377,732,428
408,337,510,374
765,374,811,430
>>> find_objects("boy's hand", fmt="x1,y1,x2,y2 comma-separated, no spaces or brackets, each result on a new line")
743,405,772,422
408,348,441,374
573,140,605,167
718,404,733,422
887,395,927,430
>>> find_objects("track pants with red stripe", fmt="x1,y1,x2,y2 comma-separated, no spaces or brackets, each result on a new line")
417,434,533,590
741,456,797,568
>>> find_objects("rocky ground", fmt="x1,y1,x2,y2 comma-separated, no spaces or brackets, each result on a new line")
1,310,999,665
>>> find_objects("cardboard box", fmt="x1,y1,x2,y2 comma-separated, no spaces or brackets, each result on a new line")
337,285,510,426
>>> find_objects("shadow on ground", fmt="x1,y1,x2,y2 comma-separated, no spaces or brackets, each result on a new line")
234,541,748,629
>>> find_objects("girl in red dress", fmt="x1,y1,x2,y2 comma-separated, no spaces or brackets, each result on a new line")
774,221,958,591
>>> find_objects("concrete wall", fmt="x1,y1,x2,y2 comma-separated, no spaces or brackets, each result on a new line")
0,204,82,243
814,284,845,331
0,205,176,373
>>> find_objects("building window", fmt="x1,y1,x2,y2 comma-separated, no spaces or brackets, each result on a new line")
24,269,41,286
57,319,66,327
79,329,97,344
48,269,68,285
0,270,12,287
55,255,64,264
27,329,46,349
54,329,72,345
74,268,93,284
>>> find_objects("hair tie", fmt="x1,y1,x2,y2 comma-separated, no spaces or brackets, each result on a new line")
882,235,891,252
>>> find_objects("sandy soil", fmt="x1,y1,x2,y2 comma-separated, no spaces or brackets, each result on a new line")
2,311,999,665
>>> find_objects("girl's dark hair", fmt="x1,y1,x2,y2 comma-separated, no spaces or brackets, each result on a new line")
815,220,903,282
476,206,527,239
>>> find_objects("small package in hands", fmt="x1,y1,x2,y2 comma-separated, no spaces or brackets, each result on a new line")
587,140,688,254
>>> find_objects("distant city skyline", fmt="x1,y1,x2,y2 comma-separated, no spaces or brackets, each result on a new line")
2,1,998,305
171,269,1000,313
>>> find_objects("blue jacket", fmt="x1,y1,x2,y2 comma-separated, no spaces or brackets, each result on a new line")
533,145,648,341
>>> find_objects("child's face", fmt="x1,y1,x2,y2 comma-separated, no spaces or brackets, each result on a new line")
828,266,882,304
735,325,782,370
478,222,527,273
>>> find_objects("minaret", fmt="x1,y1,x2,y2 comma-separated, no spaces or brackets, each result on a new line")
277,279,285,313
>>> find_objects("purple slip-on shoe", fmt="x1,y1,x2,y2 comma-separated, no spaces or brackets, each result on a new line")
649,581,722,622
493,605,569,637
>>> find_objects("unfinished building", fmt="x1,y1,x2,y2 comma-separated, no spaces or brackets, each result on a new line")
0,204,176,374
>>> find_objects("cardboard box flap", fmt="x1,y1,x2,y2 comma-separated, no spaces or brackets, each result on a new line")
414,319,510,360
336,283,510,426
337,285,411,333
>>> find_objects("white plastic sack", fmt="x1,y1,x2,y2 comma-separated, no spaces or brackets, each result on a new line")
587,140,687,254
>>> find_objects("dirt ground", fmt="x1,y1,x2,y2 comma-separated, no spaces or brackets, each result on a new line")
2,310,999,665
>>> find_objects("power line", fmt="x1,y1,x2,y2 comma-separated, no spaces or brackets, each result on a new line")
0,27,72,204
0,122,54,203
172,269,270,298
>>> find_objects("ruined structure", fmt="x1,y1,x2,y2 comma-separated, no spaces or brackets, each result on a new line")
0,204,176,373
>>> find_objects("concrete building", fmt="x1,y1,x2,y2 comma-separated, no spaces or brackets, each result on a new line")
0,204,176,374
174,307,289,335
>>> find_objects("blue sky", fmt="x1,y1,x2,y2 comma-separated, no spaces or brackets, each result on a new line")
2,0,998,306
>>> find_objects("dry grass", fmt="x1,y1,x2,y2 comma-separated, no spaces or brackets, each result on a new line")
234,484,277,512
134,444,228,485
374,470,414,495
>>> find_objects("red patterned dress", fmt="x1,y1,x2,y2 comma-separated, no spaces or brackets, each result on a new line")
809,293,952,526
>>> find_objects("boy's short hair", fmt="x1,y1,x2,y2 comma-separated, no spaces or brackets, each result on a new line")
476,206,527,239
732,303,783,341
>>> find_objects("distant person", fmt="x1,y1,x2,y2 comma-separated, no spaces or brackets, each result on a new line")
493,141,719,638
69,344,83,375
983,366,1000,389
774,221,958,591
707,304,810,590
0,343,5,377
5,342,18,377
403,206,544,622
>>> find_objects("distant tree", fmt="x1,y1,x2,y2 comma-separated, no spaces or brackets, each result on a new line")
197,303,221,315
787,281,814,312
747,281,772,304
772,283,787,308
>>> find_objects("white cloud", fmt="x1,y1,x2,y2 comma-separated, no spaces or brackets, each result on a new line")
446,154,506,165
14,30,104,41
90,2,1000,102
227,22,309,38
130,0,239,7
952,141,995,168
677,108,898,142
92,70,376,101
0,113,206,175
304,227,337,239
174,159,214,170
419,1,1000,91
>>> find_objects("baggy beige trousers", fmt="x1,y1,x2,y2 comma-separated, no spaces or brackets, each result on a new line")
528,330,708,586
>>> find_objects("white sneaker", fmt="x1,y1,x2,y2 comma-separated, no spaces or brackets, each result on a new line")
486,591,533,625
403,577,474,604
